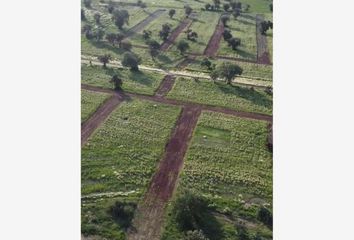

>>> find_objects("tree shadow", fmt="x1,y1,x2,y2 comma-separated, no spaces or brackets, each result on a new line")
235,48,255,60
215,82,272,108
89,40,125,55
104,67,153,87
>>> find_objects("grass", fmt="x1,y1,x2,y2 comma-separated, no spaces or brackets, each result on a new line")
167,77,273,115
81,89,112,123
186,57,273,81
170,11,220,54
81,98,181,238
81,64,166,95
264,13,273,63
217,15,257,61
162,111,273,240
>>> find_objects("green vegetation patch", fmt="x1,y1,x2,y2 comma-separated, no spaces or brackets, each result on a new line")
81,64,165,95
81,89,112,123
167,77,272,115
217,15,257,61
81,98,181,196
162,111,273,239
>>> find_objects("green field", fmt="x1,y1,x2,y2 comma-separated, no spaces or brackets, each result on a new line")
81,89,112,123
167,77,272,115
217,15,257,61
162,111,272,239
81,64,166,95
186,57,273,81
81,99,181,239
170,11,220,54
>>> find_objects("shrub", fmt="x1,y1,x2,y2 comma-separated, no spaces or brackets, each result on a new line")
108,201,136,229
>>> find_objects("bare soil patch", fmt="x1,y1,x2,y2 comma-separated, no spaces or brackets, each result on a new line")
127,106,201,240
204,19,224,57
155,75,176,98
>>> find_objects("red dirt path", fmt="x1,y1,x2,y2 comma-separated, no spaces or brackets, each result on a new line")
160,18,193,51
204,19,224,57
155,75,176,97
81,94,124,147
127,106,201,240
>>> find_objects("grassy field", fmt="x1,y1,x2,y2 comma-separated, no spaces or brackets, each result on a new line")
81,98,181,238
264,13,273,63
81,89,112,123
186,57,273,81
167,77,273,115
170,11,220,54
81,64,166,95
162,111,272,240
217,15,257,61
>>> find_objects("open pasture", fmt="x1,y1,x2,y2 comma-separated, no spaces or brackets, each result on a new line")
167,77,273,115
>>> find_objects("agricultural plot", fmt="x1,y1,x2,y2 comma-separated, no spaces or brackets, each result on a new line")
170,11,220,54
81,64,166,95
128,8,186,46
81,99,181,239
162,111,272,240
81,89,112,123
167,77,272,115
217,15,258,61
186,57,273,81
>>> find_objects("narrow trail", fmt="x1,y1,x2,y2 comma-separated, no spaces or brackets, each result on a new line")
125,9,166,38
160,18,193,51
81,84,272,122
256,14,271,64
155,75,176,98
204,18,224,57
127,106,202,240
81,94,125,147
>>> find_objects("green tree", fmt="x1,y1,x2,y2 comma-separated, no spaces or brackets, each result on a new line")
93,27,105,42
81,9,86,21
121,40,132,51
106,33,117,46
146,39,160,60
221,15,230,27
186,29,198,41
201,58,212,70
110,75,123,90
257,207,273,228
159,24,171,41
216,62,243,84
177,40,189,55
232,8,240,19
223,29,233,41
108,201,136,229
142,30,152,40
185,5,193,17
98,54,111,68
94,12,101,24
83,0,92,8
227,37,241,50
169,9,176,18
209,70,219,83
121,52,141,71
223,3,230,12
113,9,130,29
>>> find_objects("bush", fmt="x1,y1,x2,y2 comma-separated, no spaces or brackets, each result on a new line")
108,201,137,229
122,52,141,71
257,207,273,228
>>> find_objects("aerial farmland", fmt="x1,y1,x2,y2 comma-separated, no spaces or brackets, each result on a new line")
81,0,273,239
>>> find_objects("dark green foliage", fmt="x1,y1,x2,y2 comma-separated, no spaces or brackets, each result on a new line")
185,5,193,17
260,21,273,35
146,39,160,60
121,40,132,51
122,52,141,71
110,74,123,90
81,9,86,21
172,191,223,240
169,9,176,18
227,37,241,50
108,1,115,14
94,12,101,24
205,3,211,11
215,62,243,84
237,225,251,240
113,9,130,29
93,27,105,42
177,40,190,55
83,0,92,8
108,201,136,229
106,33,118,46
186,29,198,41
223,29,233,41
257,207,273,228
142,30,152,40
223,3,230,12
201,58,212,70
232,8,240,19
159,24,171,41
213,0,221,10
98,54,111,68
269,3,273,12
221,15,230,27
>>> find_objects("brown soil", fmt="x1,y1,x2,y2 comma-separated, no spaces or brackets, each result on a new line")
155,75,176,98
160,18,193,51
81,94,124,147
81,84,272,122
204,19,224,57
125,9,166,38
256,15,271,65
127,106,201,240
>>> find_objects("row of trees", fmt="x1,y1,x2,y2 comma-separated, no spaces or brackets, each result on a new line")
200,58,243,84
